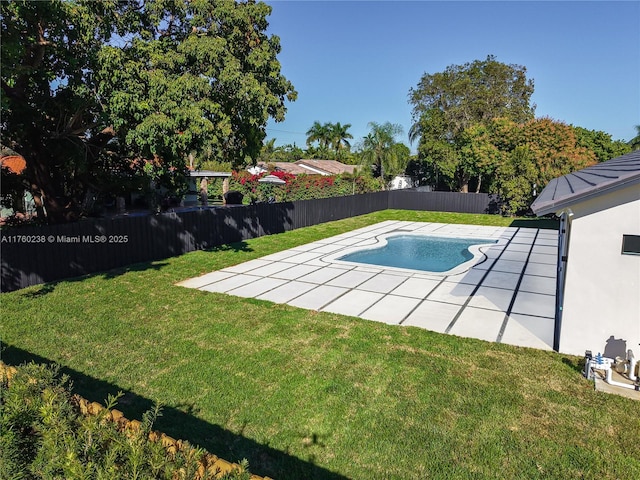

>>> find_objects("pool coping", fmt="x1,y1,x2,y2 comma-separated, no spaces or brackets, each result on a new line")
322,230,504,276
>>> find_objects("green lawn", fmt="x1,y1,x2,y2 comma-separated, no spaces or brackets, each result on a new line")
2,211,639,479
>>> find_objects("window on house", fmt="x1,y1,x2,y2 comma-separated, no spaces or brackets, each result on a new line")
621,235,640,255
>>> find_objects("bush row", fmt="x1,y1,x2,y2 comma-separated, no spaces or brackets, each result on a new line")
227,171,384,204
0,362,265,480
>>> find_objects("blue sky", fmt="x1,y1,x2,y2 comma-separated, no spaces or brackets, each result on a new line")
263,0,640,151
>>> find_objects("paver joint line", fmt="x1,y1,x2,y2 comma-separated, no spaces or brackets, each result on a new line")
496,229,541,344
444,227,520,335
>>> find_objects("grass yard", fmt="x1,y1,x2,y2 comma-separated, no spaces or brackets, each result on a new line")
2,210,639,479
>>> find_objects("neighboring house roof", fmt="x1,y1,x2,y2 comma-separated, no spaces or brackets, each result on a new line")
295,159,358,175
531,150,640,216
252,159,358,176
253,162,309,175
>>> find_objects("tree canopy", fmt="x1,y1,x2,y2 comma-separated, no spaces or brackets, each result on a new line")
1,0,296,223
572,126,630,163
305,121,353,160
409,55,535,192
493,117,598,213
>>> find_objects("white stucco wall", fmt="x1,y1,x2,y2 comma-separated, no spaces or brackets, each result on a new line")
559,183,640,357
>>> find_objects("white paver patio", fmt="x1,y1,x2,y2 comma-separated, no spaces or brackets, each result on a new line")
501,313,555,350
288,284,348,310
402,300,461,333
448,307,506,343
177,221,559,351
389,277,441,299
256,280,317,303
321,290,384,317
360,295,422,324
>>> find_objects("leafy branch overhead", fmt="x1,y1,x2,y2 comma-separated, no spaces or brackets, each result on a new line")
1,0,296,223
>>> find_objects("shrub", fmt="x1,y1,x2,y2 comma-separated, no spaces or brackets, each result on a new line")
0,362,251,479
228,171,383,204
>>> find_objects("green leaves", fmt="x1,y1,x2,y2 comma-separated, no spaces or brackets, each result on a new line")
410,55,535,137
1,363,252,479
305,121,353,159
572,126,631,163
2,0,296,222
478,117,596,214
409,56,536,193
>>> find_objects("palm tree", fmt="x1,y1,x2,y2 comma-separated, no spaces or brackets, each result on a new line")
329,122,353,158
408,121,422,145
305,121,331,150
360,121,404,183
629,125,640,151
257,138,278,163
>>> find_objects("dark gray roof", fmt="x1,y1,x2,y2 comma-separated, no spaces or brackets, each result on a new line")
531,150,640,216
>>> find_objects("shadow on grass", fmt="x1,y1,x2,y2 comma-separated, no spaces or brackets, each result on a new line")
2,203,288,293
15,260,170,299
19,282,57,299
204,240,254,254
562,356,585,375
15,238,256,299
2,345,347,480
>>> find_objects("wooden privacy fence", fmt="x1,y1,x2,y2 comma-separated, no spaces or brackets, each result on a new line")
389,190,499,213
1,190,494,292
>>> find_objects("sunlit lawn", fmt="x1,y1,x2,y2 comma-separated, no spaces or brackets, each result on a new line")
3,210,639,479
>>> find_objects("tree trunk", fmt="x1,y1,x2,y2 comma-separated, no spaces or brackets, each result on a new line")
458,171,470,193
30,162,72,223
200,178,208,206
25,138,75,224
476,175,482,193
30,187,46,220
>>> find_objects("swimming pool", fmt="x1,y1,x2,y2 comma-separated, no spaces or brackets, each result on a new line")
330,233,497,275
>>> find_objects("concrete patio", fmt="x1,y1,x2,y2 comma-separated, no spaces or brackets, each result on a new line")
178,221,559,350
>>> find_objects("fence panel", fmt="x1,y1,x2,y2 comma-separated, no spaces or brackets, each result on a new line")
1,190,500,292
388,190,498,214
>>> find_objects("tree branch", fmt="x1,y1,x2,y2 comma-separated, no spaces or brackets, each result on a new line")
1,79,25,101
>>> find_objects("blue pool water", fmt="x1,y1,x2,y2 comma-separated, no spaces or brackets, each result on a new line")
338,235,497,272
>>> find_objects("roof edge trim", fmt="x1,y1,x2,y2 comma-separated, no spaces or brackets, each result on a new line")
532,173,640,216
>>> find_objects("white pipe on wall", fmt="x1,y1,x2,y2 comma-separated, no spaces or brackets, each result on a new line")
627,349,637,381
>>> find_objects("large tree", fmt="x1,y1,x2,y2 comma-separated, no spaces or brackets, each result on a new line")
1,0,296,223
409,55,535,192
473,117,596,214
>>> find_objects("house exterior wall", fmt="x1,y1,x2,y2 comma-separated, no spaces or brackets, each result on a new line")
559,183,640,357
